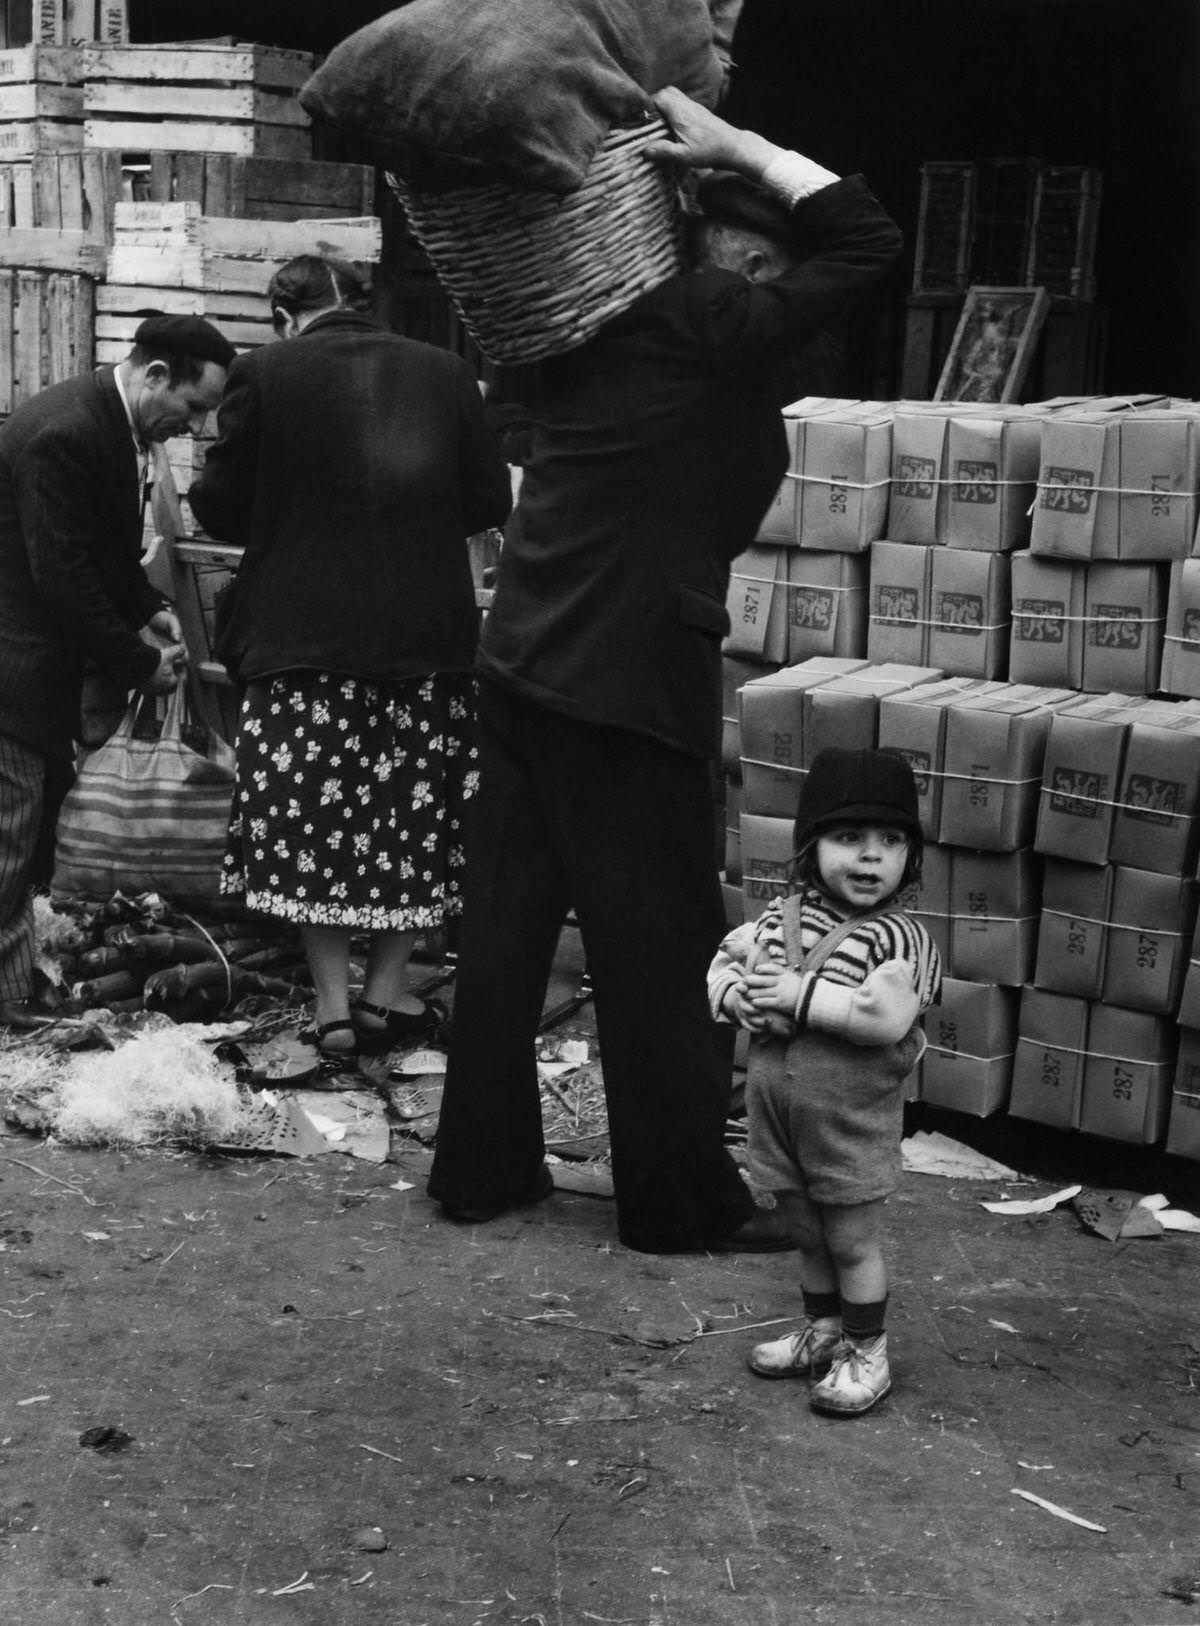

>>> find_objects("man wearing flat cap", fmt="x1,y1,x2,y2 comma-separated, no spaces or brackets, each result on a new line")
429,87,903,1256
0,313,234,1027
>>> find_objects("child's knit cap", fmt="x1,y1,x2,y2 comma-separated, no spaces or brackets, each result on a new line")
793,747,922,853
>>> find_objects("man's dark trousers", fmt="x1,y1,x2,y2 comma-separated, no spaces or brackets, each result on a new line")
429,683,754,1253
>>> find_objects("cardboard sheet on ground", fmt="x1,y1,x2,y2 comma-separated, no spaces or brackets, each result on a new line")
291,1089,391,1162
213,1087,390,1161
901,1130,1024,1181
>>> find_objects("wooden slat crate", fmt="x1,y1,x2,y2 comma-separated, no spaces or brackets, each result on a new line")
0,111,79,153
0,77,80,116
0,1,126,48
912,162,975,295
0,265,93,412
0,41,79,81
0,154,32,224
0,225,103,271
143,152,376,222
969,159,1035,285
82,42,314,159
104,200,382,300
4,151,376,247
914,158,1104,304
1025,165,1102,301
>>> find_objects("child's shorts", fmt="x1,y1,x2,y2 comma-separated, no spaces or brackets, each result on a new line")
744,1024,923,1206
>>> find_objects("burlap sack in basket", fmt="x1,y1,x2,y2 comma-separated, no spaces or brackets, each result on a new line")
301,0,742,195
388,120,685,366
53,682,235,907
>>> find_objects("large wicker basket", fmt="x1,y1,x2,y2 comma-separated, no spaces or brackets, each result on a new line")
387,120,684,365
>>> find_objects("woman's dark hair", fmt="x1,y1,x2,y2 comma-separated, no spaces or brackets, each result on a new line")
268,255,373,324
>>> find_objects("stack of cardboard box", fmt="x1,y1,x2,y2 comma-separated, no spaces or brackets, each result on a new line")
721,391,1200,1161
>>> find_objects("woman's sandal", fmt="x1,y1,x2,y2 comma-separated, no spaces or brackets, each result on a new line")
351,996,449,1056
297,1018,361,1073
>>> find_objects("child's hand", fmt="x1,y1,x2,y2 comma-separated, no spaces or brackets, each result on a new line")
723,981,772,1031
745,962,804,1020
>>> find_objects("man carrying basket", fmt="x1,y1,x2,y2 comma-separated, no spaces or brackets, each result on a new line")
429,86,903,1254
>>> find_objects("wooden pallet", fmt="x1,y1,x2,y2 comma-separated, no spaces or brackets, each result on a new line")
82,42,313,158
0,264,93,412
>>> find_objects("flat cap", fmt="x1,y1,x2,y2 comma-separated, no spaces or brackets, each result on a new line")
696,171,802,252
134,314,236,370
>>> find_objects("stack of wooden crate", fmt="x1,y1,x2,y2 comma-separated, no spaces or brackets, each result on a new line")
81,39,315,161
0,6,113,402
0,26,381,409
0,41,83,158
902,157,1106,402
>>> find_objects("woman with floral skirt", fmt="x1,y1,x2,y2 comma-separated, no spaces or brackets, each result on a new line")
189,255,511,1062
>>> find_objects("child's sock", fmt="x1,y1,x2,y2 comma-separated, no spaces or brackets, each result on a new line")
801,1288,841,1323
840,1295,887,1343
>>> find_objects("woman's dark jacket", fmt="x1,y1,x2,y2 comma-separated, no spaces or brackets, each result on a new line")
188,309,511,685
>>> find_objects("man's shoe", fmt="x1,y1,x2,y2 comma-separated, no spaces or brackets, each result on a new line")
809,1333,891,1416
710,1208,797,1253
748,1316,841,1379
437,1165,555,1224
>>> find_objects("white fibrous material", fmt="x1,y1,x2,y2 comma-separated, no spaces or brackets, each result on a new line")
32,894,79,988
50,1027,246,1147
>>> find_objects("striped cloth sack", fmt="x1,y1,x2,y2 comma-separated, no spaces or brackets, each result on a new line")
53,683,235,906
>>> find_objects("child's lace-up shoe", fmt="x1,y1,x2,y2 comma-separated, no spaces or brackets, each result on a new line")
809,1333,891,1415
747,1316,841,1380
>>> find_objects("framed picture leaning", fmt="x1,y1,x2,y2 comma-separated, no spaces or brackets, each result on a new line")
934,285,1051,404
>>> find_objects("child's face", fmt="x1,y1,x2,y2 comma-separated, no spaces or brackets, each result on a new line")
814,822,909,911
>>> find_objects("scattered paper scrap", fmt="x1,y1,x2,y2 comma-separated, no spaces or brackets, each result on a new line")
389,1178,415,1192
270,1570,315,1596
1011,1487,1106,1532
981,1184,1081,1216
546,1158,614,1199
902,1131,1024,1181
1074,1187,1168,1241
294,1089,390,1162
1139,1194,1200,1233
392,1049,447,1077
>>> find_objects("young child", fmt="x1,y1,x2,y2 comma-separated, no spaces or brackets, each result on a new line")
708,747,941,1416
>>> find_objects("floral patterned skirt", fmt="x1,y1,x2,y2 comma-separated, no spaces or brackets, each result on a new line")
221,671,479,931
